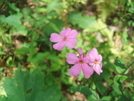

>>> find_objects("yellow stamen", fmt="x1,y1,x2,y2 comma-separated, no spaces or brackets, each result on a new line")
79,60,84,64
62,37,66,41
94,60,98,64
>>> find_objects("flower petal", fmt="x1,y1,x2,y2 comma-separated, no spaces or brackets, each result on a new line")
65,39,78,49
81,64,94,78
66,53,79,64
83,56,89,63
50,33,61,42
60,28,71,37
69,64,81,77
93,64,103,75
86,55,95,64
53,41,65,50
87,48,98,60
99,62,102,68
66,29,79,38
98,54,102,61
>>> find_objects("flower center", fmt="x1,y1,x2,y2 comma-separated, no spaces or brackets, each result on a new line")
62,37,67,41
79,60,84,64
94,60,98,64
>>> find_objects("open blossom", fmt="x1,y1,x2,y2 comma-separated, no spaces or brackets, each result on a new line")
66,47,94,78
87,48,103,75
50,28,78,50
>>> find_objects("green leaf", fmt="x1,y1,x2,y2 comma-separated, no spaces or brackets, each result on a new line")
3,67,62,101
16,47,29,55
122,31,129,45
117,75,128,83
0,15,6,22
112,77,123,96
35,7,46,13
6,15,21,26
114,57,126,74
0,96,8,101
118,94,130,101
70,85,100,101
87,90,100,101
43,18,64,35
22,7,32,16
47,0,61,13
5,1,19,12
101,96,112,101
49,22,60,32
95,82,106,95
110,75,125,97
35,84,61,101
27,53,46,65
0,14,27,34
68,13,96,29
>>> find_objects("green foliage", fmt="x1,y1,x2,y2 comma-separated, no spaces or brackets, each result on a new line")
70,85,100,101
122,31,129,45
114,57,127,74
2,67,62,101
94,0,127,22
0,0,134,101
68,13,96,29
0,14,27,34
124,1,134,27
0,0,4,6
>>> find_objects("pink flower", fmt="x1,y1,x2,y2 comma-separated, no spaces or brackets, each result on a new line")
50,28,78,50
66,47,94,78
87,48,103,75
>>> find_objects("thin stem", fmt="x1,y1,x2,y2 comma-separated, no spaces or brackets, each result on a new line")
72,48,78,52
127,60,134,68
72,48,84,58
121,60,134,75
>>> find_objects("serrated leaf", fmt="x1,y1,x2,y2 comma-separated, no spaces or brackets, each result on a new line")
68,13,96,29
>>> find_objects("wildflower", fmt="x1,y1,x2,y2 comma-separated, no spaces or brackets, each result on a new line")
50,28,78,50
66,47,94,78
87,48,103,75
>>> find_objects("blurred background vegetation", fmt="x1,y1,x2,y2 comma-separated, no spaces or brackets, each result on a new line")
0,0,134,101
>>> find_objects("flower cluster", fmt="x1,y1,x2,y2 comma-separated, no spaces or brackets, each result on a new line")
50,28,103,78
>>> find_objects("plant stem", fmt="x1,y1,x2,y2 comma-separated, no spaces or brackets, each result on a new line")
127,60,134,68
